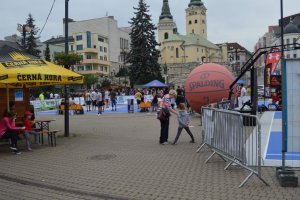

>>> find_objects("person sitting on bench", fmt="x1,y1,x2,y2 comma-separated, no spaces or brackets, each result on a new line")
0,110,25,154
23,111,39,151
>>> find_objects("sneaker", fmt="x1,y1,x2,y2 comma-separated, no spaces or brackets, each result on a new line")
162,142,169,145
97,113,100,116
9,146,17,151
28,148,32,151
14,150,21,155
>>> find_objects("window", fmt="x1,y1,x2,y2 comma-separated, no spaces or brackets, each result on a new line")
77,66,84,71
104,56,107,61
100,66,103,71
86,55,92,59
176,48,179,58
293,38,297,47
195,20,198,24
189,20,192,25
286,38,290,44
197,48,199,52
105,67,108,72
100,56,103,60
79,55,83,60
98,37,104,42
86,66,92,71
70,45,73,51
293,54,297,58
287,54,290,59
86,31,91,48
104,47,107,53
76,45,83,51
202,20,205,24
164,32,169,40
100,46,103,52
76,35,82,41
203,29,205,34
93,45,96,48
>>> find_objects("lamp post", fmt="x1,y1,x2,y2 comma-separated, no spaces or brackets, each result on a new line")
17,24,31,48
64,0,70,137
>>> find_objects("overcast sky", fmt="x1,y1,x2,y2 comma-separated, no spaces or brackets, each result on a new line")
0,0,299,51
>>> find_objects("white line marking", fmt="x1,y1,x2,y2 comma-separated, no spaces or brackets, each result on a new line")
263,112,275,159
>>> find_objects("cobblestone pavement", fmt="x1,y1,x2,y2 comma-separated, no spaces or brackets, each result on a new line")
0,113,299,200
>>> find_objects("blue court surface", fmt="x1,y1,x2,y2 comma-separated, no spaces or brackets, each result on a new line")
266,131,300,160
274,111,282,119
36,104,150,115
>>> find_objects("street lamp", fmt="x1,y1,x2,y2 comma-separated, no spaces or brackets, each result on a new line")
17,24,31,48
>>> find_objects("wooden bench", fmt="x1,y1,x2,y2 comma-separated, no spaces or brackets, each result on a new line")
42,130,61,147
58,104,84,115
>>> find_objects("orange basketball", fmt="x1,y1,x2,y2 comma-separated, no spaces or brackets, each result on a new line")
185,63,234,113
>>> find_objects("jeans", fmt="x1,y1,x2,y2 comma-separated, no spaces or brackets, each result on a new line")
160,119,169,143
111,100,117,110
173,126,195,144
24,130,39,149
2,130,19,147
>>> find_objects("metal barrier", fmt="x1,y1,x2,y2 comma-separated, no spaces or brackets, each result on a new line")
197,107,269,187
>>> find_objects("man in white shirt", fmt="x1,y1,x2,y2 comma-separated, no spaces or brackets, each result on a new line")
90,90,97,111
96,91,103,116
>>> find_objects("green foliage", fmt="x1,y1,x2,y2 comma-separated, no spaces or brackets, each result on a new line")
25,14,41,57
127,0,163,86
53,52,81,67
83,74,98,89
45,43,51,61
101,79,111,88
116,67,128,77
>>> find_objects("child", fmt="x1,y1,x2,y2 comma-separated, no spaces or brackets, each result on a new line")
23,111,39,151
169,103,195,145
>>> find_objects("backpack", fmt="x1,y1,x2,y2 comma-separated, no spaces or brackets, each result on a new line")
157,108,170,121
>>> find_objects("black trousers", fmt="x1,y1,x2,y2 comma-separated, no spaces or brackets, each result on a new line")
2,130,18,147
173,126,195,144
160,119,169,143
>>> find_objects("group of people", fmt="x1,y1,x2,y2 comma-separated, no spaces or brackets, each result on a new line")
0,108,40,154
157,89,195,145
85,89,117,115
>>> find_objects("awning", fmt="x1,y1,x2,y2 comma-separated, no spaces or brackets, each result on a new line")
0,44,83,88
144,80,168,88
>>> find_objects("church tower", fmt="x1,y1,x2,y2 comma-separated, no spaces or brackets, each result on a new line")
185,0,207,39
158,0,177,46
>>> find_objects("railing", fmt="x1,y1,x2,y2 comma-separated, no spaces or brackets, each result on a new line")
197,107,269,187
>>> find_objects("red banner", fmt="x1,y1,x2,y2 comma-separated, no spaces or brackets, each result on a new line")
266,51,282,75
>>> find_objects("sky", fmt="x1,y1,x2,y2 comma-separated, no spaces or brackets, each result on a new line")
0,0,299,51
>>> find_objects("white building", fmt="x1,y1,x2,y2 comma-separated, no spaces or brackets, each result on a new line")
65,16,131,75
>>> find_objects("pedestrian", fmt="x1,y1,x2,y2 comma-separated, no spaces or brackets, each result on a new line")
135,90,142,109
90,90,97,111
151,90,158,112
104,89,110,108
158,89,177,145
85,91,91,112
0,110,25,154
23,111,39,151
96,91,103,115
169,103,195,144
110,89,117,111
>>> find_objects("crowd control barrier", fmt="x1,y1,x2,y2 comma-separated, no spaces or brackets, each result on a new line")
197,107,269,187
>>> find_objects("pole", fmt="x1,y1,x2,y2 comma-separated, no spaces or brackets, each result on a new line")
280,0,285,170
22,25,26,48
64,0,70,137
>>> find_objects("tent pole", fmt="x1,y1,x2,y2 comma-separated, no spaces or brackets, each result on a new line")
6,86,9,112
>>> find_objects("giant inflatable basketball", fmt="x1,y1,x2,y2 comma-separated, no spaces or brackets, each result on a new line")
185,63,234,113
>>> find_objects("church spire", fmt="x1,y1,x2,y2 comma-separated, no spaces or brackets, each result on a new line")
159,0,173,20
188,0,203,7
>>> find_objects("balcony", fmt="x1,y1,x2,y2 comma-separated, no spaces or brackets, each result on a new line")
79,48,98,54
81,59,110,66
78,70,109,76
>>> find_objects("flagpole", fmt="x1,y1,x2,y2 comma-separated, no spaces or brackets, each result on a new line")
64,0,70,137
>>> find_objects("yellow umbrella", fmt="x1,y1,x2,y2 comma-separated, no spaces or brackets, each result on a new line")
0,44,83,110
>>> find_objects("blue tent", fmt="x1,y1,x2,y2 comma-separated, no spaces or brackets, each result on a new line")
237,79,246,84
144,80,168,88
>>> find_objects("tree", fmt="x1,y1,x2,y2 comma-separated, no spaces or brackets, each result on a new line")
53,52,81,70
25,14,41,57
45,43,51,61
127,0,163,86
101,79,111,88
83,74,98,89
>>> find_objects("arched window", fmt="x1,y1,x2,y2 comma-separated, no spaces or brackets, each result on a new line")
189,20,192,25
164,32,169,40
195,20,198,24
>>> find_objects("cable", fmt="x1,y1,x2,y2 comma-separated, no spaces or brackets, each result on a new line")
38,0,56,37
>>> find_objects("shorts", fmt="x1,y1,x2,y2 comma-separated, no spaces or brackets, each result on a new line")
86,100,91,105
92,100,97,106
137,100,141,105
152,102,158,107
97,101,103,107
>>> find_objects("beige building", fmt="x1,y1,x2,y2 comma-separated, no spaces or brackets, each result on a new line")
158,0,226,65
